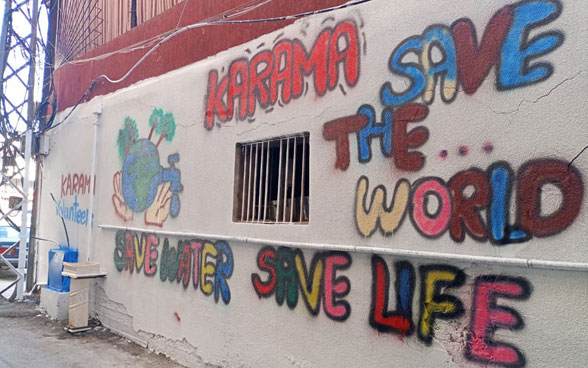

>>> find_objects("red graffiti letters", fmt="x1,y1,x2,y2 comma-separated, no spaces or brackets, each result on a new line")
61,173,96,197
251,246,351,322
466,276,531,367
452,6,514,94
205,20,360,129
368,257,532,365
322,114,368,170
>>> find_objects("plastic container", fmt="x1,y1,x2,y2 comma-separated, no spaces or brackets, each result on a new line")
47,247,78,292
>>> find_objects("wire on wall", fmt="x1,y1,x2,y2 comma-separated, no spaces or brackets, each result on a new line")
42,0,373,132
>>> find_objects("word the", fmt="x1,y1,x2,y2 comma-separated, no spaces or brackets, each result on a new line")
381,0,563,106
55,195,93,227
323,103,428,171
370,256,531,367
355,159,583,243
251,246,352,321
205,20,360,129
114,230,233,304
61,173,96,197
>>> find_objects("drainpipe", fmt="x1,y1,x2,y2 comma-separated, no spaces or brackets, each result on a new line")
86,104,102,261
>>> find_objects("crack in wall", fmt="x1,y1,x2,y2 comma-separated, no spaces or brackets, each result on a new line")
93,284,225,368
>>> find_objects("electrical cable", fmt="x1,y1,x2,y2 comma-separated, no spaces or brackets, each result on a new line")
97,0,372,85
49,192,69,247
43,0,372,133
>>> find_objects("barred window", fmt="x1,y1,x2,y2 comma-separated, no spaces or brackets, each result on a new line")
234,133,309,224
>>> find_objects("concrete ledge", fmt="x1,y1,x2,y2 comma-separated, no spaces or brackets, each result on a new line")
40,287,69,321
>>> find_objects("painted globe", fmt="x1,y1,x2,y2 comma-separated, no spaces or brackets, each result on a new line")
121,139,161,212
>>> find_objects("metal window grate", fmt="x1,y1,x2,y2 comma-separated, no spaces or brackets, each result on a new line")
234,133,309,224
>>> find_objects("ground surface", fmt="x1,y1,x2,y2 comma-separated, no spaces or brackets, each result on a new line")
0,267,17,299
0,270,184,368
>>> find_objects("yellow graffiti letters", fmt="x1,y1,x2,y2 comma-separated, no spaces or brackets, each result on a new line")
200,242,217,295
355,176,409,237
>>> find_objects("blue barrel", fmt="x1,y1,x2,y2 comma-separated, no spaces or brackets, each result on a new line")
47,247,78,292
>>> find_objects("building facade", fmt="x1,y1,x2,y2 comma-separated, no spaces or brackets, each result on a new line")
38,0,588,367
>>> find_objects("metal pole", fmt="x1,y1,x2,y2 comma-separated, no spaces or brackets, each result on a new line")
39,0,58,130
26,158,41,291
29,0,58,291
26,0,39,130
17,130,32,300
0,0,11,92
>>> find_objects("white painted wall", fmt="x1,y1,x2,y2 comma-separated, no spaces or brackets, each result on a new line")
39,0,588,367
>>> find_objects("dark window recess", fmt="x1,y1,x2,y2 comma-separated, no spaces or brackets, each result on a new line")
234,133,309,224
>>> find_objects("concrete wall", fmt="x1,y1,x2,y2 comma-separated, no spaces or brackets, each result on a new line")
39,0,588,366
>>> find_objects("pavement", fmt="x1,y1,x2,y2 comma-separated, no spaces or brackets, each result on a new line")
0,270,185,368
0,268,17,299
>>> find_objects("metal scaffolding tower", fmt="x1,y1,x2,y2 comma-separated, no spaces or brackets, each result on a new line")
0,0,45,301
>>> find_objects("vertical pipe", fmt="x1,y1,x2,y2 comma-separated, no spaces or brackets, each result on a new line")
276,139,283,222
289,137,297,223
252,142,259,221
240,146,247,222
282,138,290,222
263,141,270,222
299,134,307,222
86,105,101,261
17,130,32,300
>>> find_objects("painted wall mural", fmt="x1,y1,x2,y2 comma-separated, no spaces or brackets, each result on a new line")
354,160,583,242
204,20,362,129
113,230,234,304
320,0,583,244
95,0,587,367
55,172,95,227
111,236,532,367
112,108,184,226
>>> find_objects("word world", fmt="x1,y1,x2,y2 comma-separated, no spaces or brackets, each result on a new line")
355,159,583,243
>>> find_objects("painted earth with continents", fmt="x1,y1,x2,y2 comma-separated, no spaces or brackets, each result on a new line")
112,108,182,226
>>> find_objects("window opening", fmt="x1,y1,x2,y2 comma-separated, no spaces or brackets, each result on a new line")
234,133,309,224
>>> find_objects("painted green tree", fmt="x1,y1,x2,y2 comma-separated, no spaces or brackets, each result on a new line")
117,117,138,162
148,108,176,148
